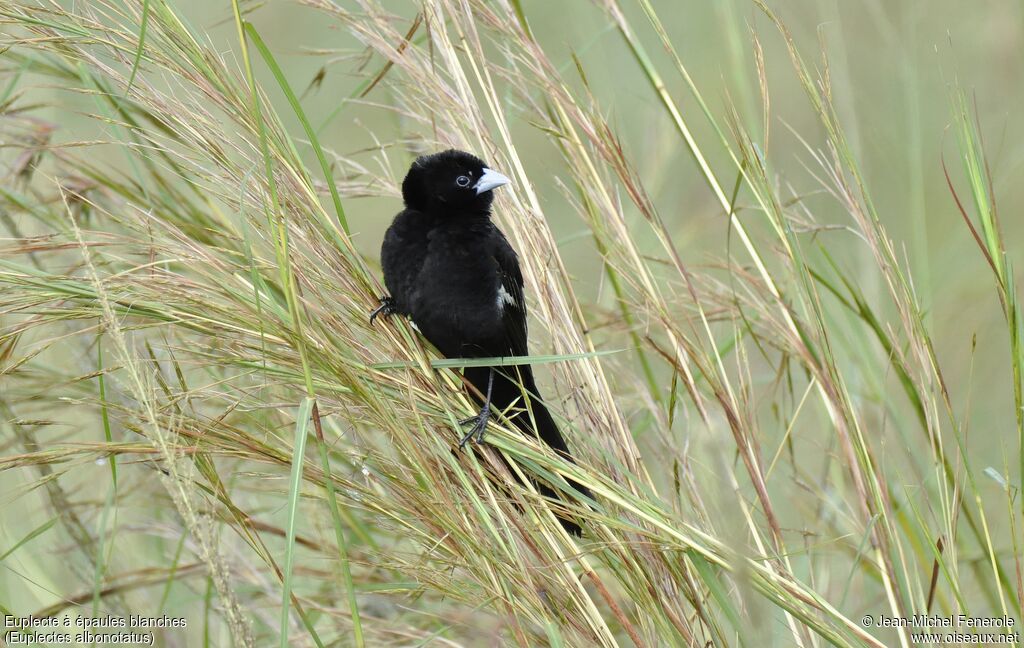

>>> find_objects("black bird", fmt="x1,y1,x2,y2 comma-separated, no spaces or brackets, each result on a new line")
373,149,592,534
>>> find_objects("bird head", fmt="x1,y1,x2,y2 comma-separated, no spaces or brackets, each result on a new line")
401,149,511,215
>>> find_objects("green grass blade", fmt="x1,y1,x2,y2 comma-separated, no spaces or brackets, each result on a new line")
125,0,151,93
280,396,314,648
371,348,624,370
97,335,117,486
312,403,363,647
0,517,58,562
243,22,349,236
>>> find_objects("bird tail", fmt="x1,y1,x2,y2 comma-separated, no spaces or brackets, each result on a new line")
466,365,593,535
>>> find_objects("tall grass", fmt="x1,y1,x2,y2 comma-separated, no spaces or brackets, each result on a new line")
0,0,1020,645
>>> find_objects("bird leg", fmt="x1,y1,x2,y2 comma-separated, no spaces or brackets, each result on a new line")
459,367,494,449
369,295,396,325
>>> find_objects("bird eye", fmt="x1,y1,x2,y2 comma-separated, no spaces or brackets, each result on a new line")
456,175,471,187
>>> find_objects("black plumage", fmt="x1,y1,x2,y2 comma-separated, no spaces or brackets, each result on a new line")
374,149,592,535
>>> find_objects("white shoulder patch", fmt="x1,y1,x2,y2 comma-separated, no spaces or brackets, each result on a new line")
496,284,516,310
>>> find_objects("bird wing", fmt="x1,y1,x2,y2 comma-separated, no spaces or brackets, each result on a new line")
493,231,528,357
380,209,427,315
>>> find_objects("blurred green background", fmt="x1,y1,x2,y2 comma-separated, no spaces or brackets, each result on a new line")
3,0,1023,643
16,0,1024,398
227,0,1024,445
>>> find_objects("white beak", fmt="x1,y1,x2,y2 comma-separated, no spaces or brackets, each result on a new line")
474,168,511,195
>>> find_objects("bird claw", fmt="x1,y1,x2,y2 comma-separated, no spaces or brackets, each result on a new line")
458,405,490,449
369,296,396,325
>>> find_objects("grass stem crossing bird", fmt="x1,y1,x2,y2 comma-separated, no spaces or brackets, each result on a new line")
374,149,592,534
